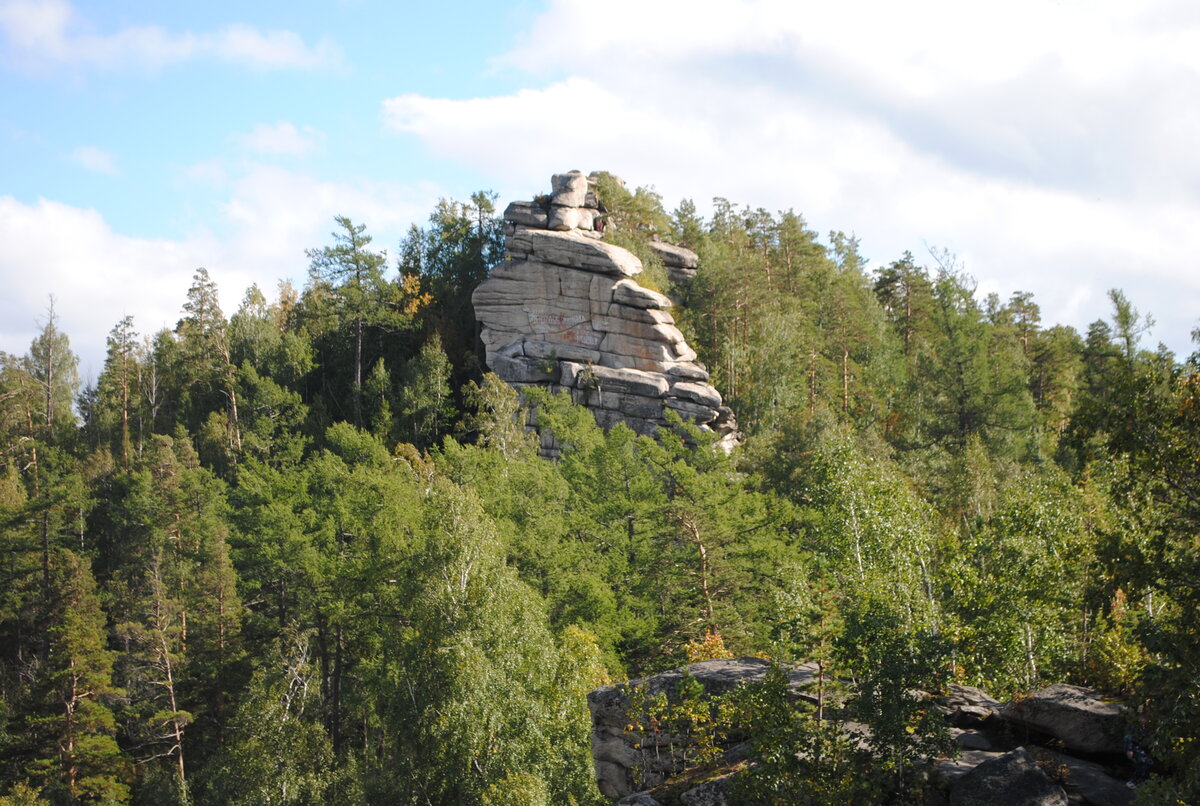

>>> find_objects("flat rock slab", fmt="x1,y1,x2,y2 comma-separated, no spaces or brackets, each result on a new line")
664,397,719,424
1000,685,1125,755
942,684,1002,712
616,793,664,806
679,773,734,806
670,380,723,409
1043,750,1133,806
648,240,699,269
613,279,673,309
503,200,548,227
508,229,643,277
949,747,1068,806
584,365,670,399
939,749,1007,783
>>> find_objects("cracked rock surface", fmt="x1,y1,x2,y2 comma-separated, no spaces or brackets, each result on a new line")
473,171,738,455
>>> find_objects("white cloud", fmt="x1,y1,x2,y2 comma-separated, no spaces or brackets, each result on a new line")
215,163,439,277
182,158,228,188
383,78,697,182
0,0,341,72
383,0,1200,355
0,167,443,378
68,144,118,175
239,122,324,158
212,24,340,70
0,196,214,377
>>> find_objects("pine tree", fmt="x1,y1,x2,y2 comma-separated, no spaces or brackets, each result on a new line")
306,217,396,428
25,300,79,445
26,552,129,804
173,269,241,466
89,317,139,467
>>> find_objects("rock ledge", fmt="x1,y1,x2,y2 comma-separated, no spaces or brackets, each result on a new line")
473,171,738,454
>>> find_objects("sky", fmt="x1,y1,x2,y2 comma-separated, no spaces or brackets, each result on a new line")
2,0,1199,380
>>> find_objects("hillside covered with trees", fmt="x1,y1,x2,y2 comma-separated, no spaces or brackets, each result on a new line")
1,178,1197,805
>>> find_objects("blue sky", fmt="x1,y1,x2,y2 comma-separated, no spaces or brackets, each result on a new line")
3,0,1199,379
1,1,533,236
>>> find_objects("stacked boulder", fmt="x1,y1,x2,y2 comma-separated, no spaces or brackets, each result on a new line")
472,171,738,454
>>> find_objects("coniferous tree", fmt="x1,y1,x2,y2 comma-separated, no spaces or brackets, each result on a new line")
307,217,426,432
395,333,456,451
1028,324,1082,448
25,301,79,446
171,269,241,469
86,316,140,467
398,194,501,383
306,218,390,428
25,552,129,804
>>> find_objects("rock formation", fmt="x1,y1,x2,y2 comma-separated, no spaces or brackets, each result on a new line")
472,171,738,455
947,748,1068,806
591,659,1136,806
588,657,820,799
647,240,698,285
999,683,1125,755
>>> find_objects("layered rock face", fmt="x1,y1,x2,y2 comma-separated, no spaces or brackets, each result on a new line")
472,171,738,454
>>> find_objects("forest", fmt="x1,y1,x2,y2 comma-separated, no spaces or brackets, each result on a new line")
0,177,1197,805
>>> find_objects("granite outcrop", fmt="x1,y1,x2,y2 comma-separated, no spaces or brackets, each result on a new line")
592,660,1135,806
472,171,738,454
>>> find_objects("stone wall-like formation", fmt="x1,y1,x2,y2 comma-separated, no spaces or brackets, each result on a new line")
471,171,738,454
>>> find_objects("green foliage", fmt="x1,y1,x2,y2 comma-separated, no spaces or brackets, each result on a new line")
0,781,49,806
235,364,309,467
375,481,602,805
480,772,550,806
395,333,456,450
298,216,433,444
166,269,242,468
728,652,947,806
837,596,953,795
1083,589,1145,694
26,301,80,443
460,373,536,457
199,635,358,806
25,552,130,804
944,464,1097,693
398,192,503,383
591,172,670,236
83,316,140,467
730,665,864,805
6,188,1200,801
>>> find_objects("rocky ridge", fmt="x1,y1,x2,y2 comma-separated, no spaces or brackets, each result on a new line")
471,171,738,455
591,659,1136,806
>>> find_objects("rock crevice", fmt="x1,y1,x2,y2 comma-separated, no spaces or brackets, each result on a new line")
472,171,738,453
